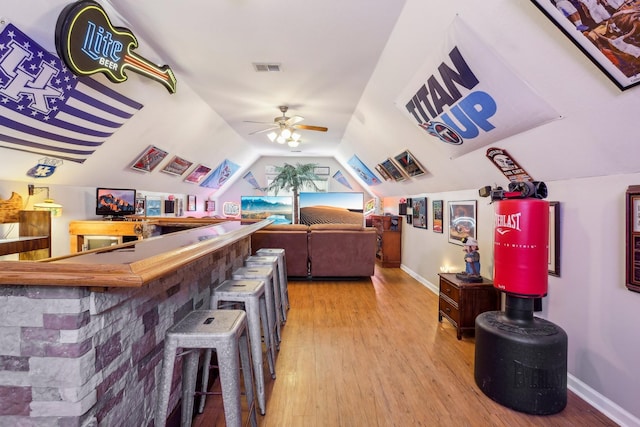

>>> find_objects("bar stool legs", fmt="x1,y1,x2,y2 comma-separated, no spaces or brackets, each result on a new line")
200,279,275,415
256,248,290,317
155,310,257,427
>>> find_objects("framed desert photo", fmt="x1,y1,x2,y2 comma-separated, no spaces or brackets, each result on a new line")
394,150,427,178
448,200,476,245
130,145,168,173
161,155,193,176
530,0,640,90
380,158,407,182
184,164,212,184
412,197,427,229
432,199,443,233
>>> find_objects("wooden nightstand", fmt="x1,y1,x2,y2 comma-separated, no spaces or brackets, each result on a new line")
438,273,500,340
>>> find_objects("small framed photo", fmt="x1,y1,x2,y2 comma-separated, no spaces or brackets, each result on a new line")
184,164,212,184
448,200,476,245
314,166,330,176
380,158,407,182
205,200,216,212
412,197,428,229
130,145,168,173
432,200,443,233
530,0,640,91
145,196,162,217
161,155,193,176
223,201,240,217
187,195,196,211
393,150,427,178
135,197,145,216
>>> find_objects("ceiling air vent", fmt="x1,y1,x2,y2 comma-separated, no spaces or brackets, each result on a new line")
253,63,282,72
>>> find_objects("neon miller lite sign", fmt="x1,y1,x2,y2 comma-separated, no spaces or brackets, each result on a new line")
55,0,177,93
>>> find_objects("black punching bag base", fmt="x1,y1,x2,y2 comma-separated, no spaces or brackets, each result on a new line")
474,311,568,415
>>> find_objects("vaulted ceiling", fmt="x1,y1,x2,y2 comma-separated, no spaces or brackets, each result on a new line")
2,0,639,199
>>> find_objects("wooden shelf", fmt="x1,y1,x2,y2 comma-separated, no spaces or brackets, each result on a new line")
0,211,51,260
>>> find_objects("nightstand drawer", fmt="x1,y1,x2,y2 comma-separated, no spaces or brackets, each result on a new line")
440,280,460,302
439,297,460,325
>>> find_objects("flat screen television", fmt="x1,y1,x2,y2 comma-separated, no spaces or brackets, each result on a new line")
96,188,137,217
240,196,293,224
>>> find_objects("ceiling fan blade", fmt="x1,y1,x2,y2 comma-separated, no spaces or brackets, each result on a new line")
248,126,278,135
285,115,304,126
244,120,276,124
295,124,328,132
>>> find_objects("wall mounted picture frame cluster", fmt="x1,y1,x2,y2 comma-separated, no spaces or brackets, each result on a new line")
448,200,476,245
376,149,427,183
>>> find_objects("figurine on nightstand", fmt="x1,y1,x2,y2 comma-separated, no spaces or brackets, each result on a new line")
456,237,483,282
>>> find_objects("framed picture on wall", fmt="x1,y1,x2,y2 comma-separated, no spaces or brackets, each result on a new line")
145,196,161,217
161,155,193,176
529,0,640,91
379,158,407,182
205,200,215,212
394,150,427,178
432,200,443,233
448,200,476,245
184,164,212,184
135,197,145,216
186,195,196,211
412,197,427,229
130,145,168,173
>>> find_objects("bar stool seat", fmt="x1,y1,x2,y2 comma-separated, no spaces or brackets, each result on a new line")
256,248,290,313
200,279,275,415
245,255,286,323
156,310,257,427
233,266,281,347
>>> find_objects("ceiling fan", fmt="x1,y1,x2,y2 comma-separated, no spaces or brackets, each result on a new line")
246,106,328,145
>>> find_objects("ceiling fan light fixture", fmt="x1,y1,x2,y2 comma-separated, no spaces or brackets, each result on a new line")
276,135,286,144
267,131,277,142
281,128,292,139
291,131,301,141
287,139,300,148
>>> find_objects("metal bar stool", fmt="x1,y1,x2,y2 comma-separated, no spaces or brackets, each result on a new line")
156,310,257,427
245,255,285,323
256,248,290,314
200,279,275,415
232,266,281,348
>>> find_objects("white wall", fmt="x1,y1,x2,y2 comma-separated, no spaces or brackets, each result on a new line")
397,174,640,426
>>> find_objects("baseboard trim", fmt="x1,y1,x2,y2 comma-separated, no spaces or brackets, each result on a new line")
399,264,640,427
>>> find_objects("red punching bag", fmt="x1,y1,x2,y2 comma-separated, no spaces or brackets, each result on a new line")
493,198,549,297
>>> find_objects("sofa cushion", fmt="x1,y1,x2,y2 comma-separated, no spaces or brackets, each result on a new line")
265,224,310,231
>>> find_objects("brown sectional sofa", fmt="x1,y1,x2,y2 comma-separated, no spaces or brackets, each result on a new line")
251,223,377,278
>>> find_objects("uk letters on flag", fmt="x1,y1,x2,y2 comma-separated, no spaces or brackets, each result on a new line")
0,22,143,163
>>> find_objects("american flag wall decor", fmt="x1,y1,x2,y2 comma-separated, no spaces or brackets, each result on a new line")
0,22,143,163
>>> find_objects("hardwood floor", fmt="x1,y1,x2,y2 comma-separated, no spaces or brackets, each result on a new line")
193,266,617,427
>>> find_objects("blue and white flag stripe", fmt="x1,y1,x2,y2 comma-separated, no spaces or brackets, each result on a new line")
0,22,143,163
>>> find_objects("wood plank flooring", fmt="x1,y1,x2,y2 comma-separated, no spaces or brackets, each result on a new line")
193,266,617,427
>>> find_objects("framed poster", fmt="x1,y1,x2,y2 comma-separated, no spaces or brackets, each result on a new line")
393,150,427,178
412,197,427,229
375,164,392,181
145,196,161,217
130,145,168,173
184,164,212,184
432,200,444,233
223,201,240,217
625,186,640,292
135,197,145,216
448,200,476,245
529,0,640,91
379,158,407,182
548,201,561,277
205,200,215,212
161,155,193,176
186,195,196,211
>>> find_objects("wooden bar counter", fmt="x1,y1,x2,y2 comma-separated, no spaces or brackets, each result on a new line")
0,219,270,426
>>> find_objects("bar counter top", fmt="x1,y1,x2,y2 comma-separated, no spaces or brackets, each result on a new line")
0,219,270,288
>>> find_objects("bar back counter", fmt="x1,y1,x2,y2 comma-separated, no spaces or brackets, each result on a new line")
0,219,270,426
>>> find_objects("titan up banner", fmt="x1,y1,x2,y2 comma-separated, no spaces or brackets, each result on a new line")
395,17,560,158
